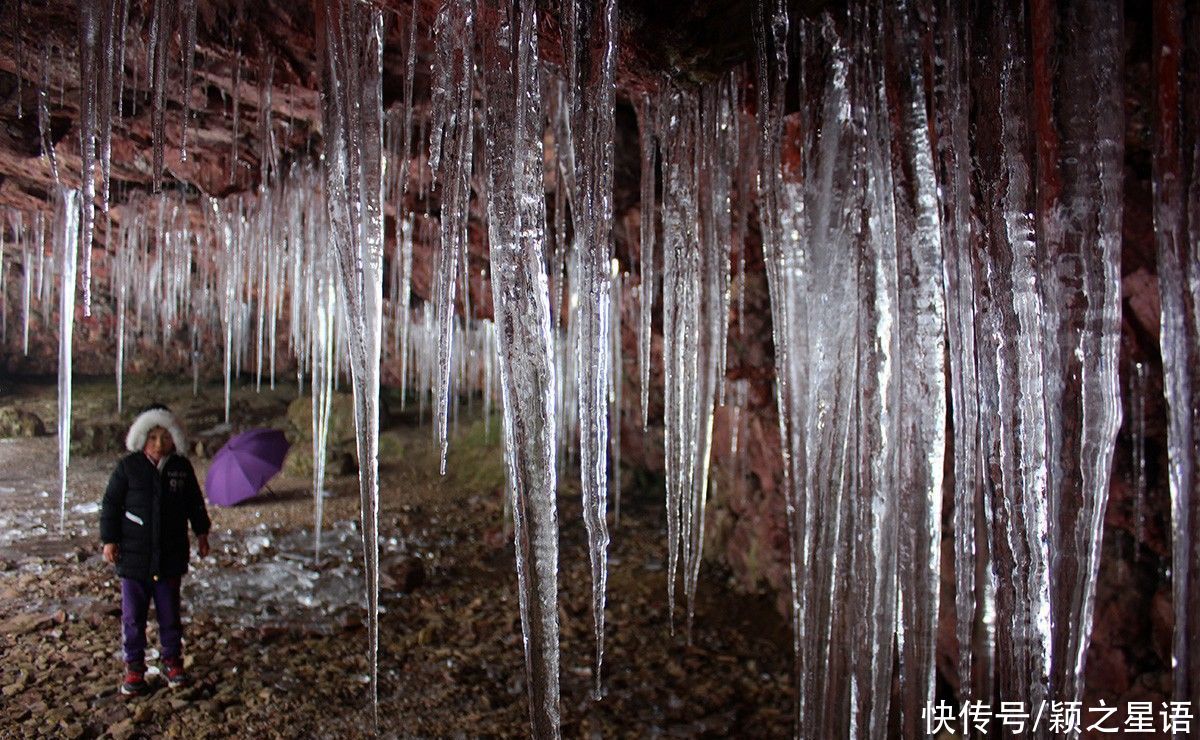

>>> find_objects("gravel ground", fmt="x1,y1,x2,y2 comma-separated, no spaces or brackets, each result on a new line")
0,378,793,738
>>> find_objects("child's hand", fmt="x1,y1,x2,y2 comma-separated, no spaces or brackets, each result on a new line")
103,543,119,564
197,534,210,558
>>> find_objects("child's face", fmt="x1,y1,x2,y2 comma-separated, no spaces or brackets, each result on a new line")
144,426,175,461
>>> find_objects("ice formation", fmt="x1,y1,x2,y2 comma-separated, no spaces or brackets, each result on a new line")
563,0,618,694
1152,0,1200,712
0,0,1188,735
317,0,386,723
55,188,80,529
480,0,561,731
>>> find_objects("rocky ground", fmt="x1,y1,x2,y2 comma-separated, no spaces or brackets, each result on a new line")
0,377,792,739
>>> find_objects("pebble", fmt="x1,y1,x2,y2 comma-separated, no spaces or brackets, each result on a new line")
107,717,135,740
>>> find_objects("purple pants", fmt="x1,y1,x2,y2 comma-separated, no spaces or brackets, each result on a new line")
120,576,183,666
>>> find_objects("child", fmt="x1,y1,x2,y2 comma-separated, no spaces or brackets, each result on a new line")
100,404,211,696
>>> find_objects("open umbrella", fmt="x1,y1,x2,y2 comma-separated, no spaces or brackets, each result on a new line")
205,428,291,507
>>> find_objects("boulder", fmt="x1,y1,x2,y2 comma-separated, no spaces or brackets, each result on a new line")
285,393,360,447
285,392,391,445
70,421,127,456
0,407,46,437
282,447,357,478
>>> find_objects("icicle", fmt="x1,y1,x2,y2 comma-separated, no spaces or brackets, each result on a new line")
214,199,238,424
0,229,5,348
610,266,623,526
116,0,130,119
880,2,950,735
705,80,735,410
1151,0,1200,713
318,0,386,724
429,0,475,474
480,1,561,732
258,55,277,187
55,188,80,530
971,0,1052,713
78,0,101,317
230,47,242,187
21,242,31,355
115,242,127,413
563,0,618,695
148,0,172,191
98,0,123,212
398,215,414,408
658,86,701,633
1131,361,1148,558
635,92,656,430
931,0,990,707
179,0,198,161
14,0,24,119
754,5,905,735
1029,0,1124,709
399,2,419,206
312,241,336,560
39,43,61,186
483,319,494,438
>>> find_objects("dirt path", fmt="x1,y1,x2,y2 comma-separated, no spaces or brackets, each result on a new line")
0,378,792,738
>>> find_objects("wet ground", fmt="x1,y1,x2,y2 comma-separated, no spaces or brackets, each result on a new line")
0,377,792,738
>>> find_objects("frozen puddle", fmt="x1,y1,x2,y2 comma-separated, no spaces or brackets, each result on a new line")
187,520,419,634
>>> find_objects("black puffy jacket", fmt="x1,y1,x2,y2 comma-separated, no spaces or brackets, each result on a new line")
100,452,211,581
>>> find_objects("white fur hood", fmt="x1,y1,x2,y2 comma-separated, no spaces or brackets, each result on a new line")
125,408,188,453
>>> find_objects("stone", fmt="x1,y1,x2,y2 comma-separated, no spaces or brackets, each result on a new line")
70,421,128,456
284,394,361,447
0,612,54,635
60,723,84,739
131,704,152,723
383,556,425,594
0,407,46,437
107,718,135,740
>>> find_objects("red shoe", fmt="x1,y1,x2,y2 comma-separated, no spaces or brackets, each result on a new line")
120,664,148,696
163,657,189,688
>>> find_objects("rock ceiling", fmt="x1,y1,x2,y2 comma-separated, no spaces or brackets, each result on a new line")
0,0,829,225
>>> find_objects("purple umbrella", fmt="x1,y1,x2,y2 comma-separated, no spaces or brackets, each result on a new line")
205,428,291,507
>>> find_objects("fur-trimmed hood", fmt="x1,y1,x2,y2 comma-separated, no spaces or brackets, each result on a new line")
125,408,188,453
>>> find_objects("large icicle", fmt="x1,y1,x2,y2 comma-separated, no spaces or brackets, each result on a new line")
1152,0,1200,714
659,85,695,631
148,0,172,191
850,10,902,731
311,231,336,560
317,0,386,723
884,1,948,734
78,0,100,316
429,0,475,473
563,0,618,694
55,188,80,530
755,4,906,735
480,1,561,734
114,233,129,413
179,0,199,161
609,267,623,525
971,0,1052,712
98,0,124,212
931,0,991,706
1029,0,1124,707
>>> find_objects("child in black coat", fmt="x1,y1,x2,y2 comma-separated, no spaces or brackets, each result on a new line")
100,404,211,696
